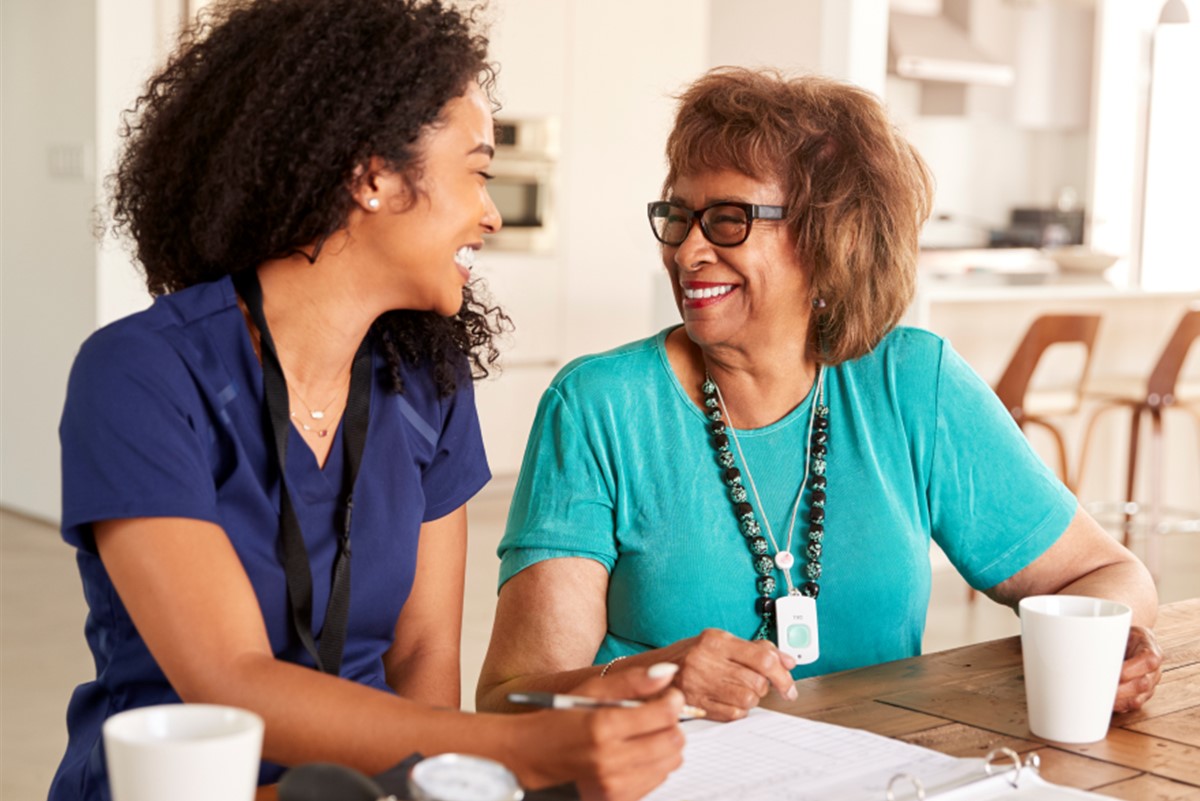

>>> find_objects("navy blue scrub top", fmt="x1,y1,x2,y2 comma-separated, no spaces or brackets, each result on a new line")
51,276,491,801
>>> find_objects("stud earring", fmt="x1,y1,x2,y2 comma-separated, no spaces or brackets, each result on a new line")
812,297,827,310
367,198,381,211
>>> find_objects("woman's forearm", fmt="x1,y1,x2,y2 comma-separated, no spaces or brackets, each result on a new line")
987,506,1160,629
203,652,484,774
477,663,610,712
386,644,462,709
476,648,675,712
211,652,684,794
1055,558,1159,628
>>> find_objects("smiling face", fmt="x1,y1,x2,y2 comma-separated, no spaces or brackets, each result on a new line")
354,82,502,317
663,169,810,353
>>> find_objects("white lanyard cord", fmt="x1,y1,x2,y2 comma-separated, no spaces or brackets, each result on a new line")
713,366,825,596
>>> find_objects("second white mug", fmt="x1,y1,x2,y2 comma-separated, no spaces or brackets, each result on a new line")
103,703,264,801
1019,594,1131,744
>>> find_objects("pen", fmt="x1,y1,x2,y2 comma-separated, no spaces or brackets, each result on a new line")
506,692,707,720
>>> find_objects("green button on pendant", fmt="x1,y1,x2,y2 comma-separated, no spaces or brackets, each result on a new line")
787,624,811,649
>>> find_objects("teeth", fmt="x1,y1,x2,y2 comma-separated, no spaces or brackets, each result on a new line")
454,246,476,270
683,285,733,300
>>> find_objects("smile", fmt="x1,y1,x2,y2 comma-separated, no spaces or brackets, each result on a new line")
454,246,477,270
682,284,734,300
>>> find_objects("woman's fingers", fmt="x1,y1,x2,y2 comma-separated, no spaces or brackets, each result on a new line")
521,692,684,795
728,640,798,700
1113,626,1163,713
680,631,797,706
1120,626,1164,678
573,696,685,800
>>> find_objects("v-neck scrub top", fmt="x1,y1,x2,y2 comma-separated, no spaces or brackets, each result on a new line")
498,326,1075,679
51,276,490,801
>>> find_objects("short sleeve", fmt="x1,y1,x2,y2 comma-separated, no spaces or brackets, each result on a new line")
497,386,618,587
928,342,1077,590
418,378,491,522
60,327,220,551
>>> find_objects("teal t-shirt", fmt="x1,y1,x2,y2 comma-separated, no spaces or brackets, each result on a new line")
498,326,1076,678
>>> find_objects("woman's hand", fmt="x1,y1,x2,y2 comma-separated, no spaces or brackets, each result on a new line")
511,666,685,801
650,629,797,721
1114,625,1163,713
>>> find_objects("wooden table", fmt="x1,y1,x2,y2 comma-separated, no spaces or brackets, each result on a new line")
763,598,1200,800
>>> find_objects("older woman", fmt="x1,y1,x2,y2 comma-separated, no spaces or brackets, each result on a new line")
51,2,684,800
477,68,1163,723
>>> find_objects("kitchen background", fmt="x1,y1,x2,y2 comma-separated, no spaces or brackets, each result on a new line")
2,0,1198,796
6,0,1198,511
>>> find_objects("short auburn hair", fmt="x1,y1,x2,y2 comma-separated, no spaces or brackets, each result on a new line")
663,67,934,365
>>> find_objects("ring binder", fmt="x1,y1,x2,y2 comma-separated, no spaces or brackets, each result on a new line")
885,747,1103,800
982,748,1025,787
886,772,927,801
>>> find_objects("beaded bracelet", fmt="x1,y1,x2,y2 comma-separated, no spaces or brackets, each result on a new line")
599,655,628,677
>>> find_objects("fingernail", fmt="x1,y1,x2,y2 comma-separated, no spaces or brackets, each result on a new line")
787,686,798,700
648,662,679,679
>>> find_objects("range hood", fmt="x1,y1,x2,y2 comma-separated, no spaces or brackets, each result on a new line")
889,10,1015,86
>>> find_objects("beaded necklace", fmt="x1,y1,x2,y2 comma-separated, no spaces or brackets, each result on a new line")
702,369,828,641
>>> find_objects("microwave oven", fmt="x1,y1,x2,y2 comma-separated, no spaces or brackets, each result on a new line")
485,117,558,253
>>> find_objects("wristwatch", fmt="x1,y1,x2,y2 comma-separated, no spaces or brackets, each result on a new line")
408,754,525,801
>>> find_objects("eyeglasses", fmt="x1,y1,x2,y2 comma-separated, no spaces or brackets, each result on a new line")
646,201,786,247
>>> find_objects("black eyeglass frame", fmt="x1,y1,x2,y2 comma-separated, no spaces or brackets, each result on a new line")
646,200,787,247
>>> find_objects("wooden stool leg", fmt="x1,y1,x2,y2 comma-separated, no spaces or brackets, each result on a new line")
1122,406,1143,547
1144,411,1165,579
1048,424,1072,493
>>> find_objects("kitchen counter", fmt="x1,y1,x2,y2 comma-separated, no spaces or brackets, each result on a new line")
911,273,1197,310
907,247,1199,330
907,275,1199,379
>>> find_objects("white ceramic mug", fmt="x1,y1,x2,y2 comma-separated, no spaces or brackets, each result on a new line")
103,703,264,801
1019,595,1132,744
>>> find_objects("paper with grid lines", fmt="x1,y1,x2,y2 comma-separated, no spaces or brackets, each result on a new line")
642,707,977,801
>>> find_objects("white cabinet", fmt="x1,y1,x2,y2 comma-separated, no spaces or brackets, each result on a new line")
1013,3,1094,131
474,0,706,475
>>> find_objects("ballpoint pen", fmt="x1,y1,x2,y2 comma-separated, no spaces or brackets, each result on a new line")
506,692,707,720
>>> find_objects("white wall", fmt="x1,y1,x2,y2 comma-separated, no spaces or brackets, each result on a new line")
2,0,99,521
1,0,179,521
474,0,709,475
1140,17,1200,291
96,0,179,327
709,0,823,74
1089,0,1158,284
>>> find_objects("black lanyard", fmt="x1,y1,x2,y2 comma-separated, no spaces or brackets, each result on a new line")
233,270,372,676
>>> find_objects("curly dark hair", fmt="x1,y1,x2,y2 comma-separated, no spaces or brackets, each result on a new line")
110,0,510,395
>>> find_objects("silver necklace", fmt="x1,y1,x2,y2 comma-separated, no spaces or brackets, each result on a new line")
289,388,342,437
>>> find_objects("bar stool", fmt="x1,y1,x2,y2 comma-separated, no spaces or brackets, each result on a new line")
992,313,1102,493
1076,306,1200,547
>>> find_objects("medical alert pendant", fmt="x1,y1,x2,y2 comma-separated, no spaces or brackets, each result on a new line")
775,593,820,664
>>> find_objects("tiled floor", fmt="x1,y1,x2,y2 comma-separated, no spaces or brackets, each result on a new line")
4,482,1197,800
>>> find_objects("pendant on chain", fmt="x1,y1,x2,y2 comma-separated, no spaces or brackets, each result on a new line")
702,372,828,665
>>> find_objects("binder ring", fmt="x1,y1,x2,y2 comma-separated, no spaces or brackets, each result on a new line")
983,747,1023,788
886,772,926,801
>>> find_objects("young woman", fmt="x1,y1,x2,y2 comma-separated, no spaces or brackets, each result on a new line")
51,3,682,800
